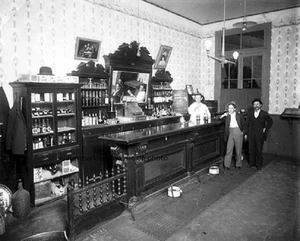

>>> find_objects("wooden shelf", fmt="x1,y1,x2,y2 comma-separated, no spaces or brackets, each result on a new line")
34,168,79,184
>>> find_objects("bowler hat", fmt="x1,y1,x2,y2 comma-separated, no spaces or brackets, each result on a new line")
38,66,54,75
227,101,237,109
252,98,263,105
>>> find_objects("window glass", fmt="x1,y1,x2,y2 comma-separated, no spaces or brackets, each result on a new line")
223,34,241,52
242,30,264,49
242,56,262,89
222,61,238,89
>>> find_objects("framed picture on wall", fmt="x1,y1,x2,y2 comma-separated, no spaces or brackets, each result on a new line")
154,45,173,69
74,37,101,61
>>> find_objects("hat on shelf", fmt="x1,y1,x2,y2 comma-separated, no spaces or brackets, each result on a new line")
252,98,263,105
38,66,54,75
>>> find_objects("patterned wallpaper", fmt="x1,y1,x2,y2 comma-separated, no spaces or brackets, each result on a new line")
270,24,300,114
0,0,299,114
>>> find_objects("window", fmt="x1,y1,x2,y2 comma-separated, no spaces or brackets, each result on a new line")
242,30,264,49
221,30,265,90
223,60,238,89
242,55,262,89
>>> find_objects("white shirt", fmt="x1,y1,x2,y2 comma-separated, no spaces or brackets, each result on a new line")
229,113,239,128
254,109,260,118
188,102,211,124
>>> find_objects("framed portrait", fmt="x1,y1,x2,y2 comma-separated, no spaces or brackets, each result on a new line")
74,37,101,61
154,45,173,69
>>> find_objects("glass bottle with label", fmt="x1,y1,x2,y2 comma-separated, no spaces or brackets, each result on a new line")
46,118,52,132
42,119,47,133
104,90,109,105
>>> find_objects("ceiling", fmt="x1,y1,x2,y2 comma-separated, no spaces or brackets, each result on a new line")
143,0,300,25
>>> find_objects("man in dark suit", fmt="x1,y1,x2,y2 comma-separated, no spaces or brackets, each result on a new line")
244,98,273,171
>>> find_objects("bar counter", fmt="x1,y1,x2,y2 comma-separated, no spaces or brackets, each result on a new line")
94,119,224,203
100,120,222,144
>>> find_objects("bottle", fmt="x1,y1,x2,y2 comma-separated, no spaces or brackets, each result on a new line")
42,118,47,133
85,90,89,107
43,137,48,148
99,90,102,105
62,133,67,144
203,112,208,124
82,111,85,127
102,111,107,124
46,118,52,132
12,179,31,218
38,119,42,134
98,110,103,124
50,135,54,146
104,90,109,105
32,119,37,134
82,90,86,107
68,133,72,143
38,138,43,149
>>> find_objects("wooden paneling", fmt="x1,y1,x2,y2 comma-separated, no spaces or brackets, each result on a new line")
220,89,261,111
264,115,300,159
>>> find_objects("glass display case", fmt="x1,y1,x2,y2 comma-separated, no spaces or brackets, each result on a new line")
10,82,82,205
150,69,174,117
71,73,110,127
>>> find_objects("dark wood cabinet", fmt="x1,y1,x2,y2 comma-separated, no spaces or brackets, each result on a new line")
10,82,82,205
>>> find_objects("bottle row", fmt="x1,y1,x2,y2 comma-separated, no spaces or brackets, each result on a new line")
32,131,75,150
81,90,109,107
33,136,54,150
152,90,173,103
32,108,74,117
32,118,53,135
152,83,172,90
82,111,107,126
81,79,108,89
31,92,75,103
59,132,74,145
152,105,174,118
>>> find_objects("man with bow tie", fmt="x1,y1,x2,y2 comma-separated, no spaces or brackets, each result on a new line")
244,98,273,171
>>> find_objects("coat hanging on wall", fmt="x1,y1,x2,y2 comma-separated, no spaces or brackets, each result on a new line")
6,98,27,155
0,86,10,143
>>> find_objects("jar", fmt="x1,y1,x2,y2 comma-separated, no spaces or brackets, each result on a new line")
12,180,31,218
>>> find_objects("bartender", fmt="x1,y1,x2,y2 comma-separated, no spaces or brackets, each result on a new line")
188,94,211,124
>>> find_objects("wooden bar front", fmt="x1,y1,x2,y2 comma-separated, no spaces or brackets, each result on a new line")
94,119,224,202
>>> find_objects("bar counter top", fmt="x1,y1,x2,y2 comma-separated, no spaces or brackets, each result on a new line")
98,119,222,144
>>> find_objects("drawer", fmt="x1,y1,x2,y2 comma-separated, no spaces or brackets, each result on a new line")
33,151,58,164
33,145,80,167
57,146,80,160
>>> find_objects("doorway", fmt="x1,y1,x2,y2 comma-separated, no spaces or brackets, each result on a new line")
214,23,271,112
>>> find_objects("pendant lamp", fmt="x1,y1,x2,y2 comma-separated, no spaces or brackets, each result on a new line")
205,0,239,67
232,0,257,31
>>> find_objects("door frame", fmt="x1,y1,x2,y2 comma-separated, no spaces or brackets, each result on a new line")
214,22,272,112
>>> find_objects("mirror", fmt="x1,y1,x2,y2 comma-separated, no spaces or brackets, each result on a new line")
111,70,150,104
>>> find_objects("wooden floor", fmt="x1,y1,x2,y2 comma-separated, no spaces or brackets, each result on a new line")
1,154,299,241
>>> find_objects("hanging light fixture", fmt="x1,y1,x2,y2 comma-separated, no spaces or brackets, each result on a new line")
136,0,141,57
205,0,239,67
232,0,257,31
